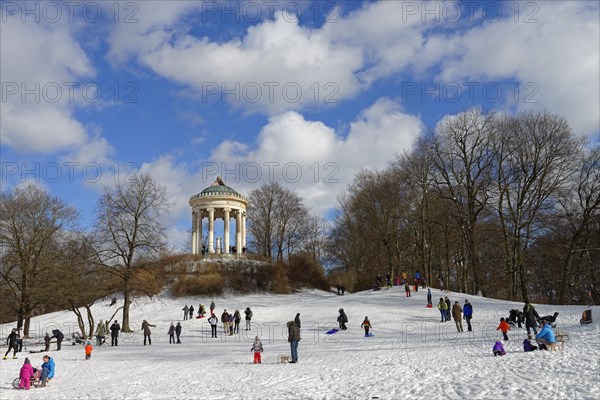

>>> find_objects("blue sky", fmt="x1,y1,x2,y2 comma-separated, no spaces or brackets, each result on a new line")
1,1,599,249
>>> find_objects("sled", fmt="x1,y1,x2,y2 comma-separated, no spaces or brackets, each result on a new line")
364,333,375,337
196,315,205,319
326,328,339,335
426,304,433,308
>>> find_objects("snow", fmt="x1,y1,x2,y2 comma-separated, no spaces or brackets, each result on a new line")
1,288,599,399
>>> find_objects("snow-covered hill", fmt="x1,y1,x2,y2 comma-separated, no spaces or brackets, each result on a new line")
1,287,598,399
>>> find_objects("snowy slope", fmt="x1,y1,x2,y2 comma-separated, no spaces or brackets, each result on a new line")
1,287,599,400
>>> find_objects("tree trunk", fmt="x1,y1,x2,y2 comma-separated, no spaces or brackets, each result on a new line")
85,305,95,338
122,290,132,332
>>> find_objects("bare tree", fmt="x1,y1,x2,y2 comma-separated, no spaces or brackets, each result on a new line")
0,184,78,336
432,108,496,295
93,173,169,332
493,110,583,301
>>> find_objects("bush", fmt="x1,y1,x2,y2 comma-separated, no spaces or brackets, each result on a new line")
171,273,224,296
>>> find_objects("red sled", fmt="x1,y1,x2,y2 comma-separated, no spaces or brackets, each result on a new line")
196,315,205,319
426,304,433,308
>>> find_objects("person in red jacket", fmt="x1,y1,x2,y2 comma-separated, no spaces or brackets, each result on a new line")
84,340,93,360
496,317,510,341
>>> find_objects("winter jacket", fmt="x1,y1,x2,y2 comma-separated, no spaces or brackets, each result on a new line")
337,310,348,323
523,303,540,327
445,298,451,310
463,303,473,317
208,315,218,326
234,311,241,323
44,334,50,346
427,290,432,302
175,323,182,335
51,330,64,341
141,321,155,335
168,325,175,335
20,362,34,380
251,340,263,352
492,341,505,354
182,305,189,313
6,330,17,347
85,344,93,355
536,324,556,343
189,306,194,314
496,321,510,333
361,319,372,329
221,312,230,323
244,308,253,320
523,339,536,352
294,314,301,328
287,321,301,342
96,322,107,336
451,304,463,320
438,300,448,310
42,357,56,379
110,323,121,337
210,301,215,311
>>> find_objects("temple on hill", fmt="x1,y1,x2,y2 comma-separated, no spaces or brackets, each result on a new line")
189,177,248,256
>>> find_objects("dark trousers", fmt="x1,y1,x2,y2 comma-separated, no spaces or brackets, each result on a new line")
183,313,188,320
17,339,23,352
56,339,62,351
176,333,181,344
169,334,175,344
85,354,91,360
234,322,240,333
245,320,251,330
111,336,118,346
364,327,370,336
4,343,17,357
502,332,509,341
211,325,217,338
144,334,151,345
465,316,472,331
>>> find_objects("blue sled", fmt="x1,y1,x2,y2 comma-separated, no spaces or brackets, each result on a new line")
326,328,339,335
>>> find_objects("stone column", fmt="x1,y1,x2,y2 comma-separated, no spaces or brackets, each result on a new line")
236,210,242,255
191,211,197,255
223,208,230,255
207,207,215,254
241,211,247,252
196,210,203,255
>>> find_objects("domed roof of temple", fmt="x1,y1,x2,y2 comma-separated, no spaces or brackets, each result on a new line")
200,176,241,196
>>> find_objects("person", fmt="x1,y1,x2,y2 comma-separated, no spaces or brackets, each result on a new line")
535,320,556,350
287,318,301,363
44,332,51,351
168,323,176,344
110,320,120,346
221,310,230,334
386,272,392,289
40,355,55,387
85,340,93,360
251,335,263,364
189,305,194,320
208,313,218,338
141,320,156,345
110,297,117,306
439,278,445,291
341,285,346,295
463,300,473,332
516,311,525,328
452,301,463,333
497,317,510,341
492,341,506,356
19,357,35,390
336,283,341,295
294,313,301,328
3,328,18,359
427,288,432,306
96,320,106,346
523,335,538,352
337,308,348,330
413,278,419,292
182,305,189,320
415,270,421,286
244,307,253,330
523,302,541,335
210,301,216,315
175,322,182,344
50,329,64,351
16,327,23,352
444,297,451,321
199,304,206,316
401,271,407,285
376,274,382,286
228,314,235,335
404,282,411,297
438,298,448,322
233,310,241,334
361,316,372,336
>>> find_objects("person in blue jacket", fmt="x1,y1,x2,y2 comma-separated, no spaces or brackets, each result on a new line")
40,355,55,387
463,299,473,332
535,320,556,350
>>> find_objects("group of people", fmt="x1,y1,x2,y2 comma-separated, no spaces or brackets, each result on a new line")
493,318,558,356
374,271,427,292
436,297,474,332
335,284,346,295
17,355,55,390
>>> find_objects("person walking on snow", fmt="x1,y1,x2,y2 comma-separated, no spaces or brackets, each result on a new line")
3,328,18,359
182,305,189,320
244,307,253,331
233,310,241,334
84,340,93,360
287,319,301,363
189,305,194,320
251,335,263,364
404,282,411,297
497,318,510,341
210,301,216,315
208,313,218,338
175,322,182,343
427,288,432,306
141,320,156,345
338,308,348,330
294,313,301,328
19,358,34,390
463,300,473,331
110,320,121,346
437,298,447,322
523,302,541,335
221,310,230,333
168,323,176,344
361,317,372,336
452,301,463,332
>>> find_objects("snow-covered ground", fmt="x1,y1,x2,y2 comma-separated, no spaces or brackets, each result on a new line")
1,287,599,399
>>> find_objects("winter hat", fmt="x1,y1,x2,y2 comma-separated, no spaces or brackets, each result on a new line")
527,335,532,339
465,299,469,303
455,301,459,304
24,358,30,364
255,336,260,341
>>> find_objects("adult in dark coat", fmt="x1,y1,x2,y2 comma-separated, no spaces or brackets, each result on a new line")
50,329,64,351
244,307,253,331
188,305,194,320
175,322,182,343
168,323,176,344
182,305,189,320
141,320,156,345
463,300,473,332
287,320,301,363
294,313,301,328
523,302,541,335
337,308,348,330
110,320,121,346
3,329,18,359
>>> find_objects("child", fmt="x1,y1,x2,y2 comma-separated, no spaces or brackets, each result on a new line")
492,341,506,356
404,283,411,297
19,358,34,390
85,340,93,360
496,317,510,341
361,317,372,336
523,335,538,352
251,336,263,364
